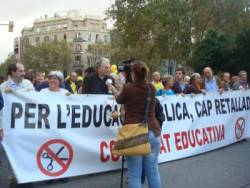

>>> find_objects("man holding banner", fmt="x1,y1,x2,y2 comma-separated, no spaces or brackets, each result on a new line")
0,63,34,188
82,57,114,94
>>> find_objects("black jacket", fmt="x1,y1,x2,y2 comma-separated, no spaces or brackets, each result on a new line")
82,73,114,94
172,82,188,94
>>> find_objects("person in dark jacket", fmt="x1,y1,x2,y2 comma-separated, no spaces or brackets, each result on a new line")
33,72,46,91
172,68,188,94
65,71,80,93
221,72,231,91
232,70,249,90
82,57,114,94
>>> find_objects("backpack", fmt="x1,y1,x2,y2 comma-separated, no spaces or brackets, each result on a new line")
155,98,165,128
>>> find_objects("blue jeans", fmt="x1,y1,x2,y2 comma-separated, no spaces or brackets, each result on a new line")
126,130,161,188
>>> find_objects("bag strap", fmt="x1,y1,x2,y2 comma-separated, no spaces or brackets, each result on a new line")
142,84,152,124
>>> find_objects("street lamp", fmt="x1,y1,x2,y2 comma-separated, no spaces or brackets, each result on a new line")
8,21,14,32
0,21,14,32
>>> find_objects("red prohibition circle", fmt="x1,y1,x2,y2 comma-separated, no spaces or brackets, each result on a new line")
36,139,73,177
235,117,245,140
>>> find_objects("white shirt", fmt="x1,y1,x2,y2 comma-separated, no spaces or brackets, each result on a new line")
40,88,69,95
0,77,34,92
0,78,34,129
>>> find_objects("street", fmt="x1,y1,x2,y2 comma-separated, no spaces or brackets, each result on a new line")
1,141,250,188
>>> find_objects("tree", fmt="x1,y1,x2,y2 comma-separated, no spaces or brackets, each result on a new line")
0,55,18,76
229,28,250,75
107,0,250,71
107,0,191,70
86,43,112,66
191,29,231,73
24,41,73,73
191,27,250,77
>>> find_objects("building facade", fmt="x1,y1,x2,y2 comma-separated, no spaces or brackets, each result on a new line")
21,10,110,70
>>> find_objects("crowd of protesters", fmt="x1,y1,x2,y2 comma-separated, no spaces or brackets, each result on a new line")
0,58,249,188
0,60,247,98
152,67,248,96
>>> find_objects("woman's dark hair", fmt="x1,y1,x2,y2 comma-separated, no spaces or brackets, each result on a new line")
84,67,95,75
132,62,148,81
7,63,17,76
124,65,133,83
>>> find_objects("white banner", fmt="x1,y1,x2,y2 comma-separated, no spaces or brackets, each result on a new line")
1,90,250,183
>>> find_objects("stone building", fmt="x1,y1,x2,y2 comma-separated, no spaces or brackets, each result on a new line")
21,10,110,70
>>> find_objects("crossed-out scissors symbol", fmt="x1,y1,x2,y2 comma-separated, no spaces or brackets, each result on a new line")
42,146,68,171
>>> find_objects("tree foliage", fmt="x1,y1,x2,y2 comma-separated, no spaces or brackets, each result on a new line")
192,28,250,76
24,41,73,73
191,29,231,73
86,43,112,66
0,55,18,76
107,0,250,70
230,28,250,75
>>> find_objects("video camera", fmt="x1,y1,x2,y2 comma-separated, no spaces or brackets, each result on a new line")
117,58,134,73
121,58,134,65
117,58,134,83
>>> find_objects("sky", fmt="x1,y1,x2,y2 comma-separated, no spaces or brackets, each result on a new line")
0,0,114,63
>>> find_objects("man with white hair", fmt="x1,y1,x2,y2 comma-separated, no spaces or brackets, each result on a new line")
82,57,114,94
202,67,222,92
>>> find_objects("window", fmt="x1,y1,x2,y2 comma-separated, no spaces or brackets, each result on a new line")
102,24,106,30
75,32,81,39
95,34,99,42
75,44,82,52
44,36,49,43
88,33,92,41
104,35,108,42
35,37,40,45
75,56,81,64
63,34,67,41
14,44,18,54
25,38,30,46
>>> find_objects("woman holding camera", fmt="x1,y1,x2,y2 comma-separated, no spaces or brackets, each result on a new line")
109,62,161,188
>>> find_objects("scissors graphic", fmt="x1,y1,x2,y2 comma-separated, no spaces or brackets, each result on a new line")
42,146,68,171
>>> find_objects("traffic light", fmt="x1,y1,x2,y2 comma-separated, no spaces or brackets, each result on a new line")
8,21,14,32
